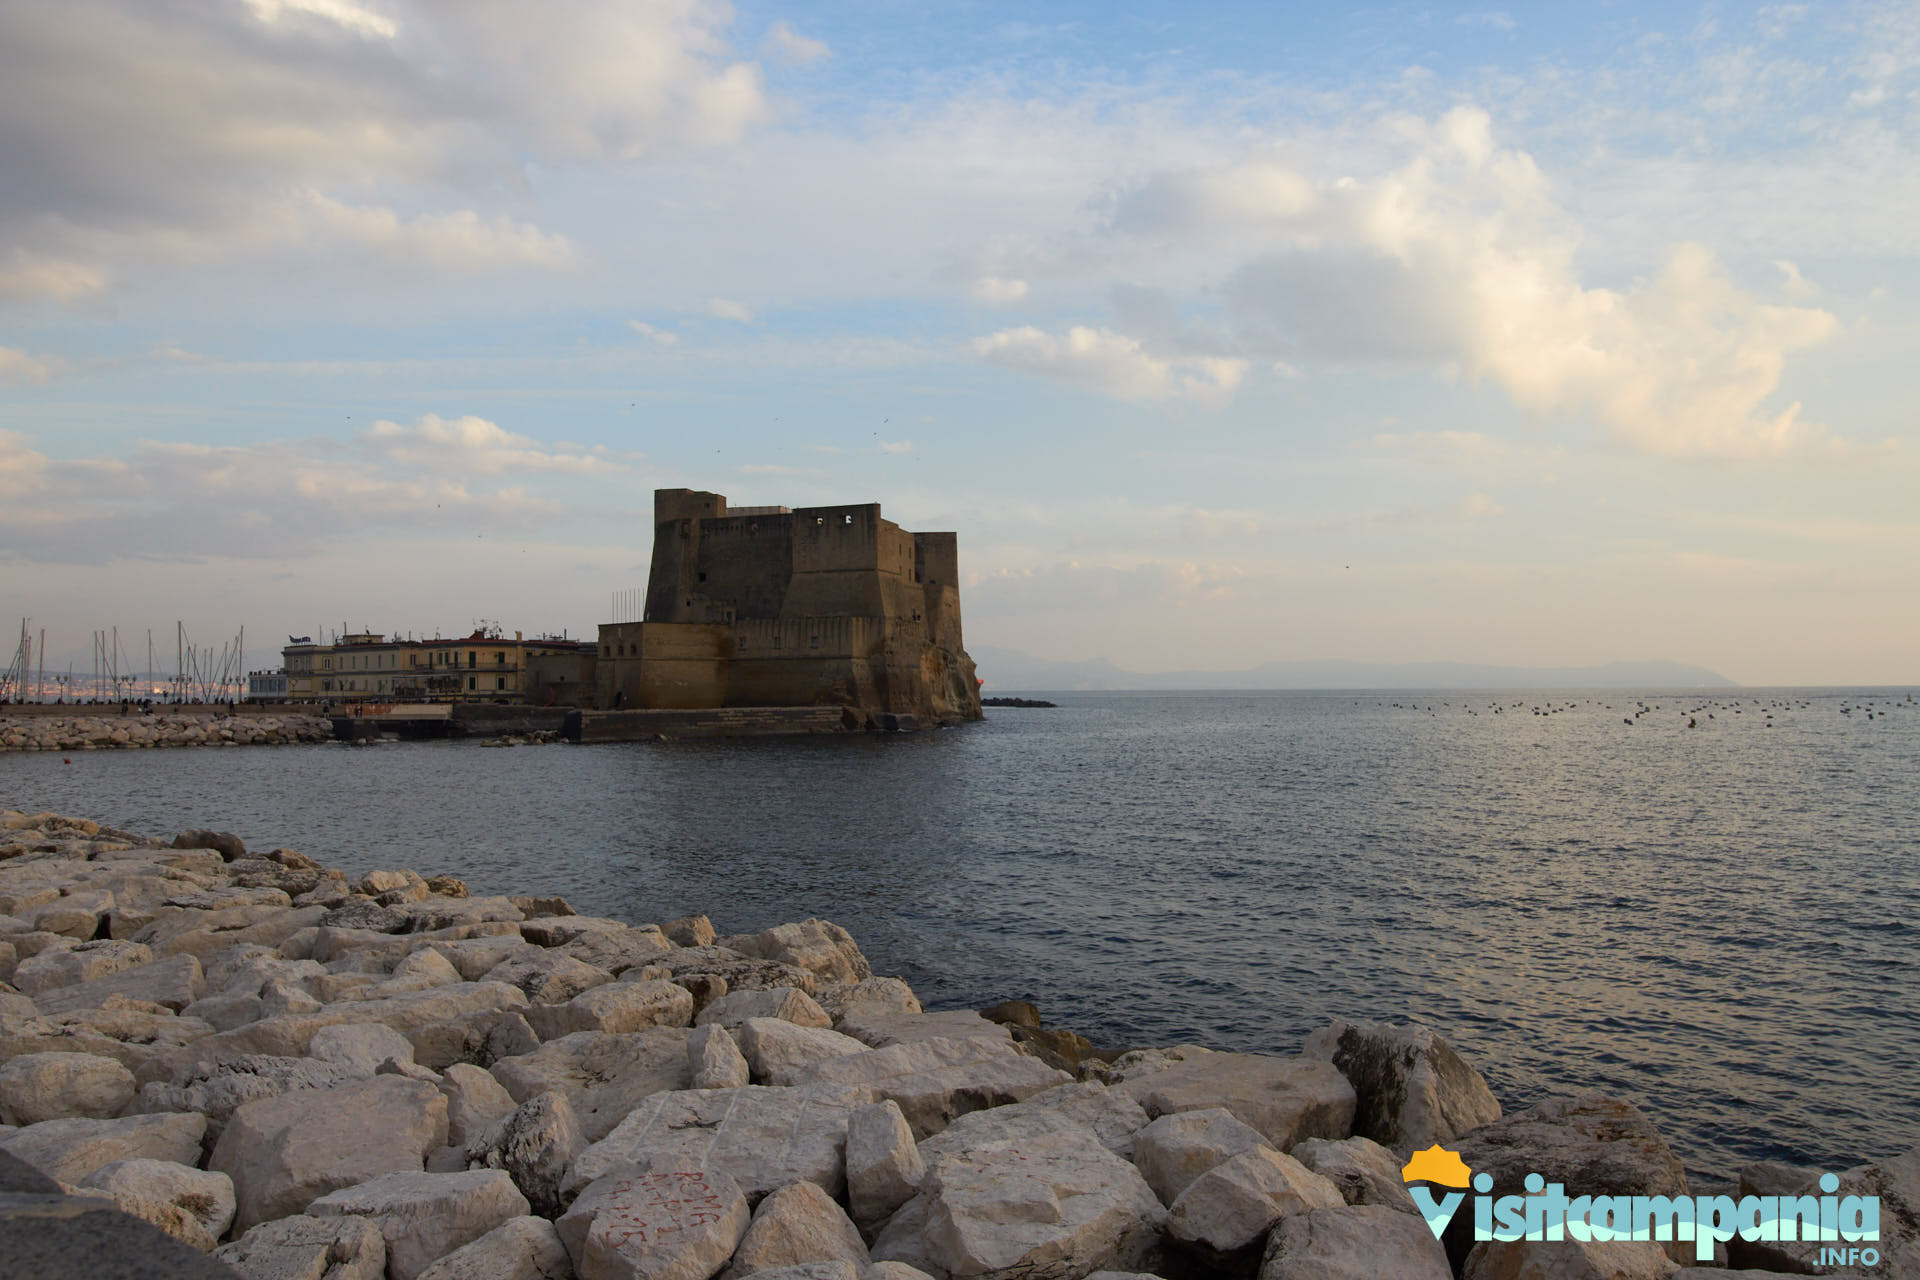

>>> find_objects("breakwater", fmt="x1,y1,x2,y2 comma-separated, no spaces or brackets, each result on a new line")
1,808,1911,1279
0,713,331,753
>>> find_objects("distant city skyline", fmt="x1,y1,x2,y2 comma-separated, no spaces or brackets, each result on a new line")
3,2,1918,686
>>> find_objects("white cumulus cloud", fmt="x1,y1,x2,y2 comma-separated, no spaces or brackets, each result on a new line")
0,346,57,385
763,21,830,65
971,276,1029,305
304,195,576,272
358,414,626,475
0,0,768,301
1096,105,1840,455
628,320,680,345
972,326,1248,407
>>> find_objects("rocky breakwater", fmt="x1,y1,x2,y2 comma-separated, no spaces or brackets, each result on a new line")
0,712,332,752
0,809,1913,1280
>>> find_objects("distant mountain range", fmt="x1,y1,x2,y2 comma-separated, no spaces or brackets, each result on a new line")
970,646,1737,691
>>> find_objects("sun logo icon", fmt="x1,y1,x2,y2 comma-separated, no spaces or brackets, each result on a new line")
1401,1144,1474,1188
1401,1145,1475,1238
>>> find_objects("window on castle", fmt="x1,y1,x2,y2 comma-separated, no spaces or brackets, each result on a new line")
810,635,819,649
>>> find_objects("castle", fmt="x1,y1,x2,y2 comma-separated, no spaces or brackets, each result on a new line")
594,490,982,726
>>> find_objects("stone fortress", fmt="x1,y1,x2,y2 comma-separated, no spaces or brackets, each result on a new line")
594,490,982,728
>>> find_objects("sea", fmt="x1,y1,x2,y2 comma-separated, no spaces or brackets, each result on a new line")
6,688,1917,1183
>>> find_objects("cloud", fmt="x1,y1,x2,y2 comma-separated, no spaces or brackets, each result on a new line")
973,325,1248,406
1774,259,1817,298
704,297,755,322
1458,492,1505,520
627,320,680,345
1096,106,1840,455
763,21,829,65
243,0,398,41
304,195,575,272
0,0,767,300
0,417,637,565
0,346,56,385
0,250,108,302
971,276,1029,305
358,414,625,475
878,440,914,454
1371,430,1509,462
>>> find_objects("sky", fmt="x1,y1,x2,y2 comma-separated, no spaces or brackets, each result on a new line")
2,0,1917,686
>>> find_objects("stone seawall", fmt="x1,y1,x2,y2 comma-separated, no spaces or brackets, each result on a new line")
0,714,332,753
0,808,1910,1280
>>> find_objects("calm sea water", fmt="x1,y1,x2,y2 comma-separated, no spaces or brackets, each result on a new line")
6,688,1917,1181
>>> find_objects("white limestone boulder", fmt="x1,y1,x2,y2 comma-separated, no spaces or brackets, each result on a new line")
0,1111,206,1184
79,1157,237,1245
310,1023,418,1077
688,1023,750,1090
309,1169,532,1280
800,1036,1071,1139
722,1180,869,1280
845,1099,925,1233
216,1212,387,1280
415,1214,574,1280
832,1013,1009,1049
1165,1147,1344,1256
135,1052,366,1142
1131,1107,1268,1207
696,988,832,1031
211,1075,449,1231
723,920,872,985
737,1018,870,1086
1115,1052,1355,1152
1288,1135,1420,1214
871,1116,1166,1280
991,1083,1150,1159
11,939,154,994
1259,1203,1451,1280
527,979,694,1040
557,927,674,977
662,916,715,947
489,1027,691,1142
62,1176,221,1252
565,1084,876,1204
1302,1020,1501,1158
749,1266,858,1280
468,1090,585,1218
134,980,531,1084
1461,1238,1682,1279
558,1159,751,1280
815,979,921,1024
485,951,616,1005
32,952,205,1015
0,1050,136,1124
861,1265,936,1280
441,1062,521,1150
426,935,538,982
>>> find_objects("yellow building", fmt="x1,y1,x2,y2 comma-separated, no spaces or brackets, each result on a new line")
282,628,583,703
